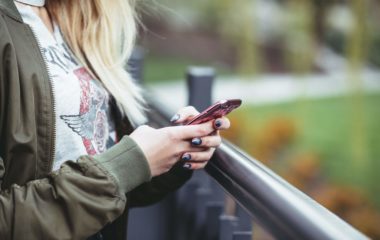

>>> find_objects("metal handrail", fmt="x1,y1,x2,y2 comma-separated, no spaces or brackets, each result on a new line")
145,96,369,240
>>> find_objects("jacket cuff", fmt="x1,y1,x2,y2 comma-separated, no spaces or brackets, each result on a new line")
93,135,152,193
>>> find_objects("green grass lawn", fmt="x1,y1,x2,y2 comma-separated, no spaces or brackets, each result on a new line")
240,93,380,207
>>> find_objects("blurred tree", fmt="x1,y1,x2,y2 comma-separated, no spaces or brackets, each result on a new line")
346,0,370,181
284,0,316,74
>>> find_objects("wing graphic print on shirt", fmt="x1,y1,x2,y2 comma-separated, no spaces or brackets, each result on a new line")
60,109,99,139
60,68,115,155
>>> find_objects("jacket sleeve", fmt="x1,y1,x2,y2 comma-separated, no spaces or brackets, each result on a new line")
0,136,151,240
128,162,193,207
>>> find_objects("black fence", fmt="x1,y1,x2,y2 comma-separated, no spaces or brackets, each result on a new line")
127,49,368,240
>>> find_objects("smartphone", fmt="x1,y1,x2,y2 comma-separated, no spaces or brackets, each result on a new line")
186,99,242,125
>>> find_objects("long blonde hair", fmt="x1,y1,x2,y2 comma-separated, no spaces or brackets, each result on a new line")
47,0,146,126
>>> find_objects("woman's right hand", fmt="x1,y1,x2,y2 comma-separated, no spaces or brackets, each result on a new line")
129,122,216,177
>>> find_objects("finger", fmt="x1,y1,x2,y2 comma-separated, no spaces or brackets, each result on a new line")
181,148,215,162
178,141,209,154
214,117,231,130
173,121,215,140
183,161,208,170
190,135,222,148
170,106,199,124
209,130,219,136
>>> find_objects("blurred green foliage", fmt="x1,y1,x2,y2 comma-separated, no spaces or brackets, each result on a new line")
242,93,380,199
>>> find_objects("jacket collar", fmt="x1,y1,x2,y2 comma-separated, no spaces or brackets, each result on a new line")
0,0,23,22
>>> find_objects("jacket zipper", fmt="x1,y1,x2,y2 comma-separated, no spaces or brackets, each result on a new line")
27,25,57,172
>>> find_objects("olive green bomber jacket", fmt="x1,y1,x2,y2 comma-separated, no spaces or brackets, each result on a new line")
0,0,192,239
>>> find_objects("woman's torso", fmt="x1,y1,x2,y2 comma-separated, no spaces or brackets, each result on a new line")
16,4,118,171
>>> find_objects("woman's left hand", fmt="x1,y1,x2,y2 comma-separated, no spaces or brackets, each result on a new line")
170,106,231,170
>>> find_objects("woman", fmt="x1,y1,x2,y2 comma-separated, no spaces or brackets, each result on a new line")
0,0,230,239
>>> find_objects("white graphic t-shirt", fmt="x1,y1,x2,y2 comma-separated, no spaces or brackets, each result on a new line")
17,5,117,171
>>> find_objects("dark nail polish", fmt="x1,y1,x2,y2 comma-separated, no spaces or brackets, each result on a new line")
191,138,202,146
183,163,192,169
182,154,192,161
215,119,222,128
170,114,180,123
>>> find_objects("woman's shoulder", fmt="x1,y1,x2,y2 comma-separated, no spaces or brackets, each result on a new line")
0,0,24,22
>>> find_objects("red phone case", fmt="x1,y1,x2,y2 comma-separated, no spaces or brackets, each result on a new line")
186,99,242,125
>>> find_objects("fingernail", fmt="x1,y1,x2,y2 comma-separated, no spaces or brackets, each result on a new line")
182,154,192,161
183,163,192,169
170,114,180,123
215,119,222,129
191,138,202,146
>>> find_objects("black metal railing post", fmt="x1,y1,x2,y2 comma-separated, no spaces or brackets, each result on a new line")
219,215,239,240
205,202,224,240
232,232,252,240
177,67,254,240
187,66,214,112
172,67,217,240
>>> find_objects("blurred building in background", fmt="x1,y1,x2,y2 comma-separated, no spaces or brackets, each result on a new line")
135,0,380,238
